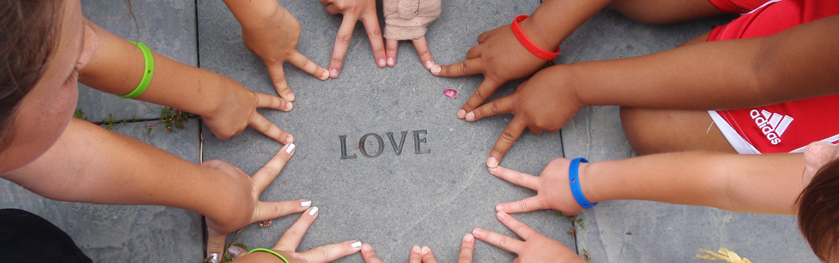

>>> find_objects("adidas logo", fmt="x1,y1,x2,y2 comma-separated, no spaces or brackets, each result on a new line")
750,109,793,145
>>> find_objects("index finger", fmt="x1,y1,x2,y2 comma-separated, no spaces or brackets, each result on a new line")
288,50,329,80
471,228,524,254
360,244,384,263
359,13,386,68
249,113,294,145
460,77,502,114
430,58,484,78
458,234,476,263
300,240,363,263
496,212,538,241
487,165,539,190
252,143,295,192
487,117,526,168
464,95,514,122
275,207,318,251
329,14,359,78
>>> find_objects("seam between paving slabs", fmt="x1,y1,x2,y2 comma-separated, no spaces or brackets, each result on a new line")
193,0,209,259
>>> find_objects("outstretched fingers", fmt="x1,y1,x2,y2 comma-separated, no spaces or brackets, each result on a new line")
464,95,515,122
248,113,293,145
460,78,502,117
288,50,329,81
430,58,484,78
300,240,363,263
458,234,476,263
329,14,359,78
495,196,546,215
472,227,524,254
360,244,384,263
412,36,435,70
266,61,295,101
252,143,295,192
487,117,527,168
385,39,399,67
496,212,538,241
205,227,227,262
488,165,539,190
275,207,319,251
420,246,439,263
360,13,386,68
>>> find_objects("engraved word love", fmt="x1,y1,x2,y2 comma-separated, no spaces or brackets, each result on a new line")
339,130,430,159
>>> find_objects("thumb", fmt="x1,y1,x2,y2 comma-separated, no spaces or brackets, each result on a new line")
205,218,229,263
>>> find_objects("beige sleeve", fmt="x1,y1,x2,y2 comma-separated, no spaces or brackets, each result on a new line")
383,0,442,40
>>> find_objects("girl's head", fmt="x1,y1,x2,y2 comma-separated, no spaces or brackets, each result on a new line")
799,141,839,262
0,0,97,173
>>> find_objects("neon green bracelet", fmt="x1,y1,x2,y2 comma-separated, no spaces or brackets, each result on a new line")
248,248,289,263
120,41,154,99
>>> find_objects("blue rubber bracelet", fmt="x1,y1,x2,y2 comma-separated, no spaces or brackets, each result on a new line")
569,157,597,209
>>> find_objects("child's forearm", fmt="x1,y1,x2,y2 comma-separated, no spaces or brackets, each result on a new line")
580,152,804,214
519,0,613,52
222,0,282,30
78,20,234,118
567,15,839,110
1,119,247,224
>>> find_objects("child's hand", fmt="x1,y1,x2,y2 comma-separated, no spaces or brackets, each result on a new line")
429,21,551,120
489,158,587,216
241,5,329,101
461,66,580,164
203,77,294,144
203,144,312,260
382,0,441,70
320,0,386,78
360,234,476,263
472,212,587,263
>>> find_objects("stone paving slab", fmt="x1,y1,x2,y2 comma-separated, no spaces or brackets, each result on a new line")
198,0,577,262
77,0,197,122
0,120,203,262
560,10,819,262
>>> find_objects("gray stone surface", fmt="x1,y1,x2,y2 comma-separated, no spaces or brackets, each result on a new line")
77,0,197,122
199,1,575,262
0,120,203,263
560,11,820,263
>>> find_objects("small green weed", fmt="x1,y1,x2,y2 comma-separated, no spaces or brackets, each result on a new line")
583,248,591,261
147,107,195,135
73,108,88,121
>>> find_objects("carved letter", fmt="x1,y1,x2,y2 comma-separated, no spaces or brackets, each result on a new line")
340,135,356,159
359,133,384,158
386,131,409,155
413,130,430,154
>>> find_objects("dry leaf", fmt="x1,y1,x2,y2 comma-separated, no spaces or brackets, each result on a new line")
696,248,752,263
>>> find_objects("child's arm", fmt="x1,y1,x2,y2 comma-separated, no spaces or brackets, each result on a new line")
0,119,309,257
78,19,293,143
222,0,329,100
431,0,724,119
492,152,804,216
472,14,839,163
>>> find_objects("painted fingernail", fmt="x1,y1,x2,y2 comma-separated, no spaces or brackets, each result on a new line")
465,112,475,121
457,109,466,119
308,206,319,216
351,241,362,249
464,234,474,242
421,246,431,255
228,246,242,258
425,61,433,70
496,211,506,220
286,143,296,154
330,69,339,78
412,245,421,254
472,228,484,237
207,253,219,263
431,65,441,74
301,200,311,207
387,57,395,67
487,157,498,168
378,59,386,68
321,70,329,80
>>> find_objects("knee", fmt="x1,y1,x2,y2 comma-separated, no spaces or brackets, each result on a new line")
620,107,658,155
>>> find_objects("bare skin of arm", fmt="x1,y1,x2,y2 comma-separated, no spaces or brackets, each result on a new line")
472,15,839,165
492,152,804,217
78,19,295,143
1,119,309,257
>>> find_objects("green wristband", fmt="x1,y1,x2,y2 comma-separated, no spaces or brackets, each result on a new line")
248,248,289,263
120,41,154,99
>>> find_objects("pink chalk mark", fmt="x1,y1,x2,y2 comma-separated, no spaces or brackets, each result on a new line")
444,89,457,99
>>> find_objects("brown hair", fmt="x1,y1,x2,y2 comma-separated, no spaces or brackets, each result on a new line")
798,157,839,262
0,0,62,151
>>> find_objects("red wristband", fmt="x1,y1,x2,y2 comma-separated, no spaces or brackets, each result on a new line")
511,15,560,60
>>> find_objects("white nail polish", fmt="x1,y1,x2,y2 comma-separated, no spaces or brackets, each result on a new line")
207,253,219,263
351,241,362,249
309,206,319,216
301,200,311,207
286,143,296,154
